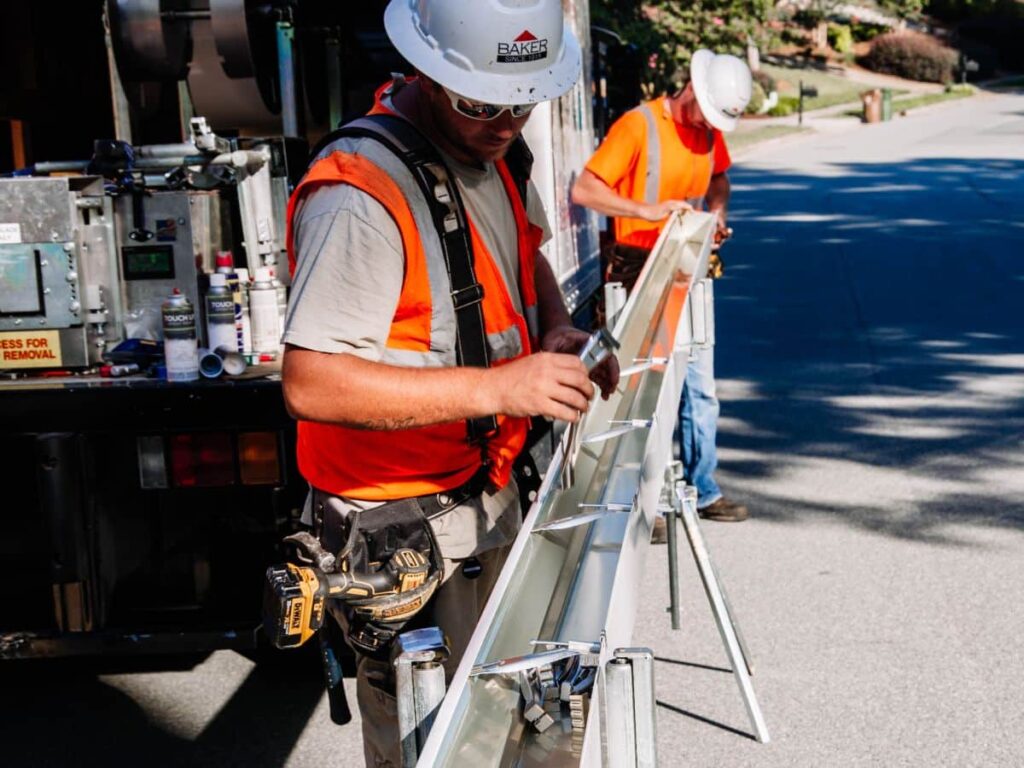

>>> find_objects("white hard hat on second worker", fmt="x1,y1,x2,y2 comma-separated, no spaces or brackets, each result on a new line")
690,50,753,132
384,0,582,106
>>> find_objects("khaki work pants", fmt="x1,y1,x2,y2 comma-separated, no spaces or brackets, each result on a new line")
312,483,521,768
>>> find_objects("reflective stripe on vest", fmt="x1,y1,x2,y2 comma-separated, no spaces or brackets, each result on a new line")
637,102,716,209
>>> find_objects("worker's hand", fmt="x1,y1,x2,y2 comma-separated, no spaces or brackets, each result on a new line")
541,325,620,400
483,352,595,422
638,199,693,223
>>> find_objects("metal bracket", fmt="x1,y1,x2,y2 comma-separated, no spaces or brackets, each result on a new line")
619,357,669,378
583,419,653,445
533,502,632,534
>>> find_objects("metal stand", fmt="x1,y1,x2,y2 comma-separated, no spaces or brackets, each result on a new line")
603,648,658,768
394,627,450,768
663,464,770,744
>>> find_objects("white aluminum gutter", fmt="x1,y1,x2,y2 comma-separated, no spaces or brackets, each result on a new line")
417,211,716,767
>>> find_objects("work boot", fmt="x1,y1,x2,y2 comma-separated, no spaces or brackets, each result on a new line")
698,497,749,522
650,515,669,544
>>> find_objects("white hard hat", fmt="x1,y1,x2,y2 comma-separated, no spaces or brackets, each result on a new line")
690,50,752,132
384,0,582,106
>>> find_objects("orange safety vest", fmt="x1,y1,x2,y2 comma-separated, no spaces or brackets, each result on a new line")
585,98,724,251
285,82,542,500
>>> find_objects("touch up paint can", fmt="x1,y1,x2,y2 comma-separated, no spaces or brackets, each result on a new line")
206,273,237,353
235,267,254,354
161,289,199,382
250,267,280,355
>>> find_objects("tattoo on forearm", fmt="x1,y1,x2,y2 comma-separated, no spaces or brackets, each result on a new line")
364,415,417,431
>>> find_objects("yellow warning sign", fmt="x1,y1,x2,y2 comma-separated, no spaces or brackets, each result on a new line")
0,330,63,369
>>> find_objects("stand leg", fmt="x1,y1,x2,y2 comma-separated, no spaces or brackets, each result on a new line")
709,558,755,676
665,507,681,631
677,484,770,744
665,462,684,631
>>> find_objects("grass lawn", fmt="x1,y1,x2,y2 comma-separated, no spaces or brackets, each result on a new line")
729,124,808,152
761,63,870,111
840,86,974,117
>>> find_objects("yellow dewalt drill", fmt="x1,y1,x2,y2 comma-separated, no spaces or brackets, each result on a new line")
263,531,435,650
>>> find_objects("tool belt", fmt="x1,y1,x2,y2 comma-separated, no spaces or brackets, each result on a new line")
603,241,650,294
315,466,489,657
604,239,726,289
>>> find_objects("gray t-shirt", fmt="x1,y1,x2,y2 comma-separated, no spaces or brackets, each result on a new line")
283,140,552,360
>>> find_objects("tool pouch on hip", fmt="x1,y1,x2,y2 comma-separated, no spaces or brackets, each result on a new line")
605,243,650,294
320,498,445,658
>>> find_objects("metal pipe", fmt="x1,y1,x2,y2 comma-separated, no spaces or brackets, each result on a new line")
161,10,212,20
666,503,680,631
325,36,344,130
667,462,683,631
135,143,199,159
33,161,90,174
412,662,446,750
276,21,298,137
395,657,419,768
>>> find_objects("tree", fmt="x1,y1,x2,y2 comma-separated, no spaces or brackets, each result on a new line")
592,0,773,95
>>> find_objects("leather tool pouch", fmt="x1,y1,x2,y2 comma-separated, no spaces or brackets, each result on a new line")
320,498,444,586
605,242,650,295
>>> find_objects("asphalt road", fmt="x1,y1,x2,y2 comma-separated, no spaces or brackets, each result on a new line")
634,89,1024,767
2,90,1022,767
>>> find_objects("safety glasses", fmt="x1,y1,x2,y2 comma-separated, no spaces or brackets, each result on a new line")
441,85,536,122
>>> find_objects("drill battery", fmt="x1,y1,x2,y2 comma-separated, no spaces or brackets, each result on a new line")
263,562,328,649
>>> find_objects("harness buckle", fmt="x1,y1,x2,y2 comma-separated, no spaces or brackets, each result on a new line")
451,282,485,309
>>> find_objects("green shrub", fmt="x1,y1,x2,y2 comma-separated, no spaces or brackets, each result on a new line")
828,24,854,53
745,82,767,114
781,26,809,46
768,95,801,116
793,8,825,28
850,20,890,42
752,69,777,94
862,32,959,83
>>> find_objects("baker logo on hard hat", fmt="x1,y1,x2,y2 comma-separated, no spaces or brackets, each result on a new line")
384,0,581,105
497,30,549,63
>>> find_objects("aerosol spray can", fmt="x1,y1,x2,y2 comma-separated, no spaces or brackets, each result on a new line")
162,288,199,382
215,251,244,353
235,267,254,354
250,267,280,354
205,273,237,353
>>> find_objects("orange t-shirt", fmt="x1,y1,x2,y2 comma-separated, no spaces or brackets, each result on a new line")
585,97,731,250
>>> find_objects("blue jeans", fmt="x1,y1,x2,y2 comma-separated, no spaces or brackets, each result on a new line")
678,345,722,509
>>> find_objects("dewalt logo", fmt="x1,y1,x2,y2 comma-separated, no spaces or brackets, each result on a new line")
288,597,305,633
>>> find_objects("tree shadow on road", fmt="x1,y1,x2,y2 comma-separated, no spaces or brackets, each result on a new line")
714,157,1024,546
0,652,327,767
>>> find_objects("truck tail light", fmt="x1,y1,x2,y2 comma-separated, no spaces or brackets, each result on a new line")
238,431,281,485
137,435,168,489
170,432,235,487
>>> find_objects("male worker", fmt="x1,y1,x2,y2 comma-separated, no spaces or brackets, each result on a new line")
282,1,617,765
572,50,752,527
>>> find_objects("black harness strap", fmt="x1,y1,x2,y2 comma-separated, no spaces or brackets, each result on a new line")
311,114,500,441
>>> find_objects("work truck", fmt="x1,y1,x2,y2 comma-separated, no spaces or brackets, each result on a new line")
0,0,622,661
